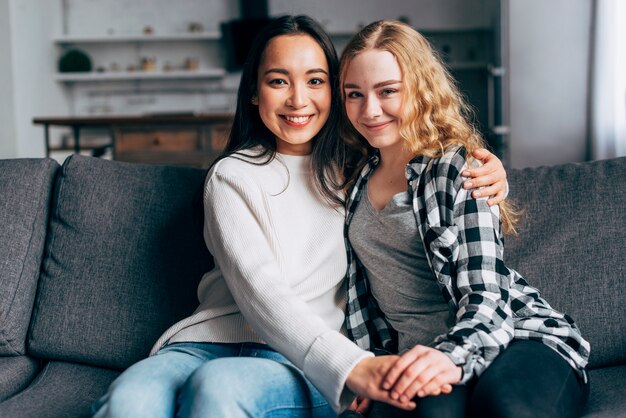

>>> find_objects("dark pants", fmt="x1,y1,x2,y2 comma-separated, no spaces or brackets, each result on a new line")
368,341,589,418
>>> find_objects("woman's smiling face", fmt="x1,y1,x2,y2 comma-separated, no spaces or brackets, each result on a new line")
343,49,404,152
254,34,331,155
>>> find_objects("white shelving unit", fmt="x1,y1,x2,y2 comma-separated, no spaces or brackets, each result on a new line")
54,68,226,83
53,32,221,44
54,31,225,83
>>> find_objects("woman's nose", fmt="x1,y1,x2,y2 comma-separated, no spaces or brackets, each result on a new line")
363,96,382,118
286,84,308,109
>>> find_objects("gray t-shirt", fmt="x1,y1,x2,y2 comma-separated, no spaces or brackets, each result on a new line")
347,184,454,352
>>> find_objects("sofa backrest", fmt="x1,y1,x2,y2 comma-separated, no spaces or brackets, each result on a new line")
27,155,213,370
0,159,58,356
506,157,626,369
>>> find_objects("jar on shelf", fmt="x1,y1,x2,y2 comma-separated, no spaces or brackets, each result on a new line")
141,57,157,72
185,57,199,71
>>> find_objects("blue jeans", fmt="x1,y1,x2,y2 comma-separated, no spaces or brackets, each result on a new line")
91,342,336,418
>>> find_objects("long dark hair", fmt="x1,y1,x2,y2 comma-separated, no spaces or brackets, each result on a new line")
194,15,354,225
220,15,355,202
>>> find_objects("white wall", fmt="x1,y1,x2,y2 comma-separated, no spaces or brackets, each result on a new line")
9,0,67,158
0,0,17,159
508,0,592,168
271,0,497,32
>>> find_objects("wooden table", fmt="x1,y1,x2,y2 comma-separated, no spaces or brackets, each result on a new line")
33,114,234,167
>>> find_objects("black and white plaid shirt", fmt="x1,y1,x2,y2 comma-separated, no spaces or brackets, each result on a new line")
344,147,590,383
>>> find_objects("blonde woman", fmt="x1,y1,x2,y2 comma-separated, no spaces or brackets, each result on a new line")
339,20,590,418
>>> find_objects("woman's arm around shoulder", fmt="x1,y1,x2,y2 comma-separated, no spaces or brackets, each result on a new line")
462,148,508,206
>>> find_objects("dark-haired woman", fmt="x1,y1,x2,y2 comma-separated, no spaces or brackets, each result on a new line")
91,15,508,418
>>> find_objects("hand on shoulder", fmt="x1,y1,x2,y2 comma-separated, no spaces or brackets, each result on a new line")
462,148,508,206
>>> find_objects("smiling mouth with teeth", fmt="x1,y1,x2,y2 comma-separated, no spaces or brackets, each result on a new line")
282,115,313,125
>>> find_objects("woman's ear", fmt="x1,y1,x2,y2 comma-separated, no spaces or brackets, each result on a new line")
251,96,259,105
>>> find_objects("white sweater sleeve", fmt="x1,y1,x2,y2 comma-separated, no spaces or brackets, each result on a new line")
203,170,372,413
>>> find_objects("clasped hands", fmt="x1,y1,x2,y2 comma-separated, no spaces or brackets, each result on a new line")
346,345,462,413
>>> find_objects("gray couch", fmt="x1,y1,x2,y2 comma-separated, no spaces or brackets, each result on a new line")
0,154,624,418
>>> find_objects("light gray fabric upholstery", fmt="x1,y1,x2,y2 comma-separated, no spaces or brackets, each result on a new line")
506,158,626,369
0,158,58,356
0,361,119,418
28,155,213,370
0,356,40,402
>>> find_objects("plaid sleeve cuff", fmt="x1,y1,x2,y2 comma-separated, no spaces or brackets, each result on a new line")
436,340,485,384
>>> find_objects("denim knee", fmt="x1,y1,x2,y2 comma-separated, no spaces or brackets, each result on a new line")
175,359,257,418
186,359,247,402
177,356,336,418
93,376,176,418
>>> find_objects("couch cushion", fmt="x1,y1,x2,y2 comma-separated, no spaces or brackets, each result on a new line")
28,155,213,370
506,157,626,369
0,158,58,355
582,365,626,417
0,355,40,402
0,361,120,418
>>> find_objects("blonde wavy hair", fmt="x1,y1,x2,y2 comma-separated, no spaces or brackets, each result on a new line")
339,20,518,233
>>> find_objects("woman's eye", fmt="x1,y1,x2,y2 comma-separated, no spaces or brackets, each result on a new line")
268,79,287,86
346,91,362,99
309,78,325,86
381,89,397,96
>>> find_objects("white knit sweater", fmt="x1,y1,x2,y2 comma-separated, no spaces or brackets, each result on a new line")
150,151,372,412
